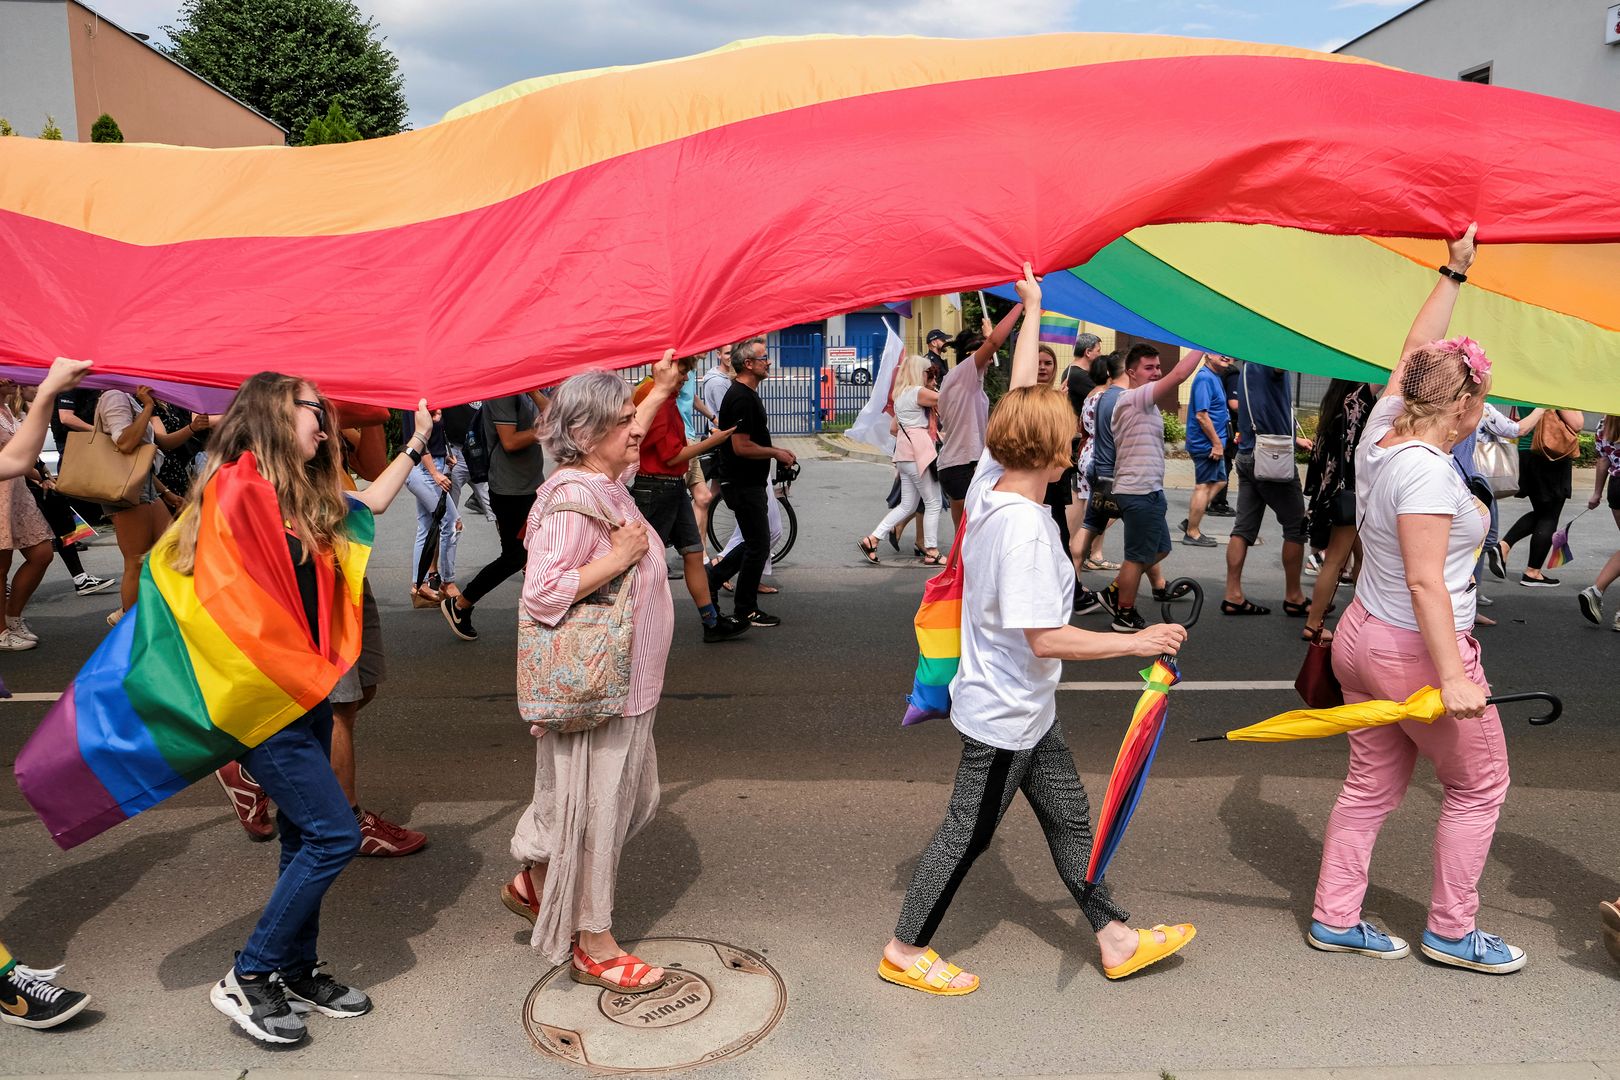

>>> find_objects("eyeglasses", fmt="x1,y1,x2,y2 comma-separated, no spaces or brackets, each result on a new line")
294,398,327,427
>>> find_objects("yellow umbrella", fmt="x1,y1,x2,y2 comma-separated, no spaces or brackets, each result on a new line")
1193,689,1560,744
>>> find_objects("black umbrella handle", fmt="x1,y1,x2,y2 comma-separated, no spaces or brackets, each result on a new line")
1160,578,1203,629
1486,691,1562,726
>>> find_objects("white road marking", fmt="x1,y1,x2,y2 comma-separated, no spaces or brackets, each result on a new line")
1059,680,1296,692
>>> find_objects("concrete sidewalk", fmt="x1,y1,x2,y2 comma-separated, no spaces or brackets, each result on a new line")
16,1064,1620,1079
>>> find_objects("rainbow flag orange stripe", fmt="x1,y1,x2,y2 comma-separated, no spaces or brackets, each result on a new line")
14,455,370,849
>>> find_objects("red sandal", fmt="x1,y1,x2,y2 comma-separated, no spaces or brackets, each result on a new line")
570,944,668,994
500,868,540,925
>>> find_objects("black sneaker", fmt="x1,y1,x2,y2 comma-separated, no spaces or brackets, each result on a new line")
1074,588,1102,616
742,609,781,627
210,967,307,1044
1207,502,1236,517
1097,582,1121,617
440,595,478,640
703,614,751,642
1519,574,1560,588
0,965,91,1030
281,961,372,1018
1111,606,1147,633
73,574,116,596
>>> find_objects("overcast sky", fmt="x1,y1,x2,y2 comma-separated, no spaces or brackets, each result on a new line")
89,0,1421,130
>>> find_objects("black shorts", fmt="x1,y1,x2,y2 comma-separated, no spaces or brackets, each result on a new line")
1234,453,1308,545
630,475,703,555
938,462,977,502
699,451,723,483
1608,474,1620,511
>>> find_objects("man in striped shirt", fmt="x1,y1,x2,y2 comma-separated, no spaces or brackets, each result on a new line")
1097,345,1204,632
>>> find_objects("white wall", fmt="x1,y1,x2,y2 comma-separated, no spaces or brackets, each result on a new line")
1339,0,1620,111
0,0,78,138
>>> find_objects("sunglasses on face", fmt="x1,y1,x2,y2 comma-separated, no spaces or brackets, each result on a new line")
294,398,327,428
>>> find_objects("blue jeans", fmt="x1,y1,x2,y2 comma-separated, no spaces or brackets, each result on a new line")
236,703,361,976
406,456,460,585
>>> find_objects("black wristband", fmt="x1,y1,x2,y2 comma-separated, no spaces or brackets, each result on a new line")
1438,265,1468,284
405,446,423,465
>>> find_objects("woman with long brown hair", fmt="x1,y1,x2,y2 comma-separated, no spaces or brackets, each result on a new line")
165,373,429,1046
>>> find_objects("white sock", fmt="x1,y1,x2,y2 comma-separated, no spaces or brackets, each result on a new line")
73,573,87,584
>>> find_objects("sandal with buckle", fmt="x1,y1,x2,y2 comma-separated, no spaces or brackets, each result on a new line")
876,948,979,997
920,549,944,566
571,944,668,994
1302,624,1334,643
1221,599,1270,616
857,536,881,566
1103,923,1197,980
1284,599,1331,618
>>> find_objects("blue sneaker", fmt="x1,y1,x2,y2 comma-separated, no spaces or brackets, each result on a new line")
1419,929,1526,974
1307,920,1410,960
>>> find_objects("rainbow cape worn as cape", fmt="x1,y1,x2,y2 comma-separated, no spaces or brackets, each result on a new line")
15,454,371,849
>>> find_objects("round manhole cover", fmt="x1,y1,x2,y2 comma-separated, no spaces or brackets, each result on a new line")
523,937,785,1073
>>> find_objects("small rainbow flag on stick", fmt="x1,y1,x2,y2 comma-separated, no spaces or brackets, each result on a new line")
1545,508,1591,569
15,454,371,849
1038,312,1081,347
57,507,97,548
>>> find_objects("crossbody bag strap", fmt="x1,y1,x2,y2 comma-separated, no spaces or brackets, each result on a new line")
541,490,637,616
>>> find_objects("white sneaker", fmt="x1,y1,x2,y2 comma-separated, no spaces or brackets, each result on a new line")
6,617,37,643
0,628,37,652
106,609,124,627
1612,609,1620,633
1303,553,1323,577
1478,593,1494,607
1580,585,1603,625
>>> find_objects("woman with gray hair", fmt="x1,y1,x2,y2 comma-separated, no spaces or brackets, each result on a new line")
500,356,681,994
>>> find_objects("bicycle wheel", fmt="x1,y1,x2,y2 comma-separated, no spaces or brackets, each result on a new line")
705,492,796,567
772,496,797,564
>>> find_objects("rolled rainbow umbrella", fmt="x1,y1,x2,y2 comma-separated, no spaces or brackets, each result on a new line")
1193,689,1561,743
1086,657,1179,885
3,34,1620,406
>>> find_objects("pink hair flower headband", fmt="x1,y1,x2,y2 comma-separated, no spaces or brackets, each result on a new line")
1436,336,1491,384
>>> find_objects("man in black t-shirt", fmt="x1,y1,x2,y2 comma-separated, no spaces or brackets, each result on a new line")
708,338,796,627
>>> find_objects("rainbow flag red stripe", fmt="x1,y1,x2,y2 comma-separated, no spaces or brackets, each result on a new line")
14,455,371,849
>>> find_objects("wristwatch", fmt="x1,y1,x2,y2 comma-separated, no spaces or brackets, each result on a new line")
404,445,423,465
1437,265,1468,284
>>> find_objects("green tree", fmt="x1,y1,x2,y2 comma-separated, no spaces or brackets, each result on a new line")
0,117,15,136
302,100,362,145
39,115,63,140
164,0,407,145
90,113,125,143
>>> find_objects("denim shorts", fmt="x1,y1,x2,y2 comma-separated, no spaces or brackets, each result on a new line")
1193,454,1229,486
631,474,703,554
1116,490,1173,565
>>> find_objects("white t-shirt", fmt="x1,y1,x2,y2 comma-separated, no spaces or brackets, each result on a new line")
1354,395,1487,633
1110,383,1167,495
951,449,1075,750
936,360,989,470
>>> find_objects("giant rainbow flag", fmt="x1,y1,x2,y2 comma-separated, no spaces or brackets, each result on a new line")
14,455,371,849
2,34,1619,409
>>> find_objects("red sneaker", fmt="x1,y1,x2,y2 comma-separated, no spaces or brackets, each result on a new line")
357,809,427,857
215,761,276,842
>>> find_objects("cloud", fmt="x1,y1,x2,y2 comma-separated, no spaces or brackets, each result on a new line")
1331,0,1414,7
1308,36,1349,52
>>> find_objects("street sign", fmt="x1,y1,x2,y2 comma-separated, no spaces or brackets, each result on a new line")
824,346,858,364
1609,4,1620,45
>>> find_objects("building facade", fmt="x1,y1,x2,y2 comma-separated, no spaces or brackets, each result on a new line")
1336,0,1620,111
0,0,285,145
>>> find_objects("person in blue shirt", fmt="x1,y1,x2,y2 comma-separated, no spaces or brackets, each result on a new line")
1181,354,1234,546
1225,359,1313,616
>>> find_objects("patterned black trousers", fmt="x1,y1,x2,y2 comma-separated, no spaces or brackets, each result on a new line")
894,724,1128,947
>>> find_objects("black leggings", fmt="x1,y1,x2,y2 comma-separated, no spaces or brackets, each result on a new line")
1503,495,1565,572
460,491,535,605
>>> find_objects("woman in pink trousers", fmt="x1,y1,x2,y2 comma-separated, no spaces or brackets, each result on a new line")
1308,223,1525,975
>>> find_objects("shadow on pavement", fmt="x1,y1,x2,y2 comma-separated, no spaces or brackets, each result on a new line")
158,802,519,990
4,817,222,962
1175,773,1427,937
1491,827,1620,976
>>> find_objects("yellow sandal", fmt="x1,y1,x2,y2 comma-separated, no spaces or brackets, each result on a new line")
1103,923,1196,980
877,948,979,997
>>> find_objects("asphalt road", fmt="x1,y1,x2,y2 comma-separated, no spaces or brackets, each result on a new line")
1,441,1617,1077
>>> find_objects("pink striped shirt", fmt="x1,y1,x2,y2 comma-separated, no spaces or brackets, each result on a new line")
520,466,675,716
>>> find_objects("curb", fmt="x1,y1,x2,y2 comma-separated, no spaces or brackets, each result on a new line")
813,433,892,465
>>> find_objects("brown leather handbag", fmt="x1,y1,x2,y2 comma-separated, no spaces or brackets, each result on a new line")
54,404,155,506
1532,411,1580,462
